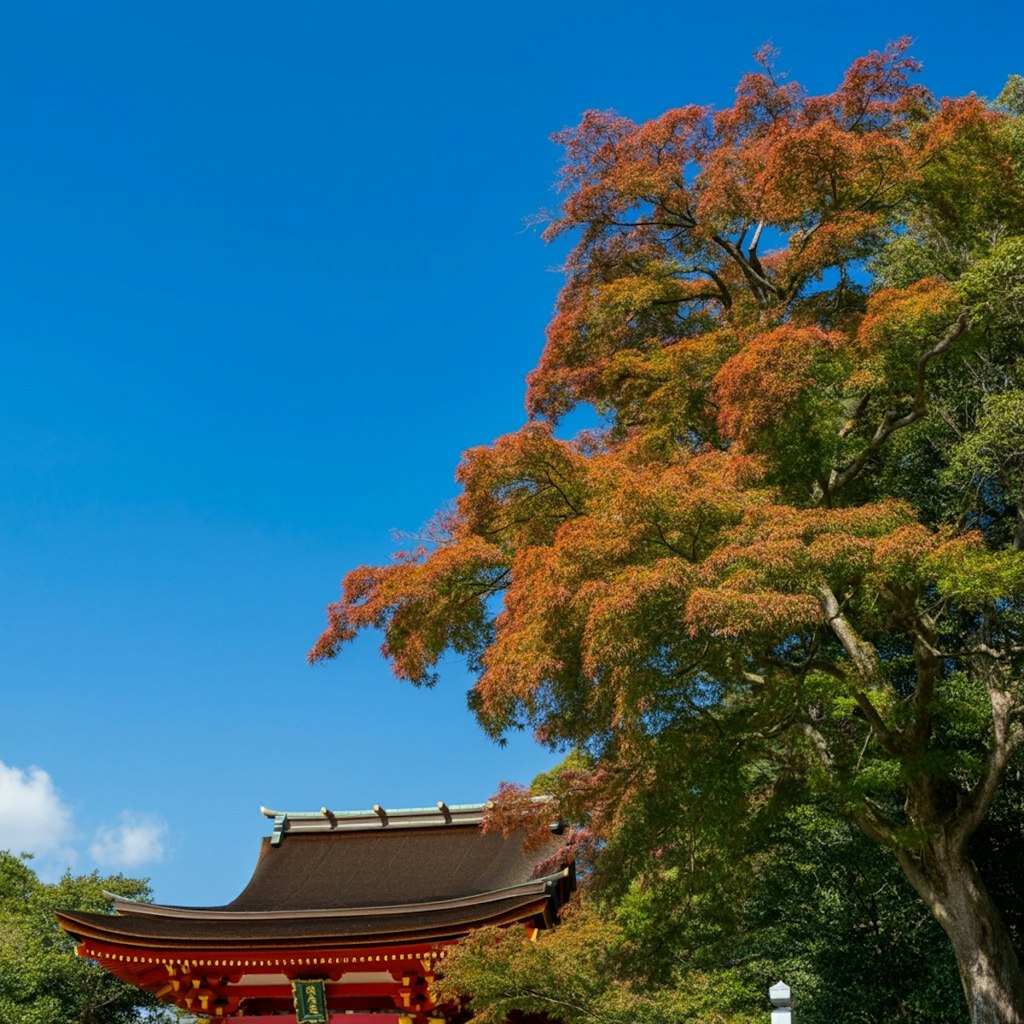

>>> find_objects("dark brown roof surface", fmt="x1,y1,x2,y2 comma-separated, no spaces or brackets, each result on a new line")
225,825,556,912
56,805,574,951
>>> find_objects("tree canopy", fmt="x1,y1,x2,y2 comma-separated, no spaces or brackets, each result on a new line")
313,42,1024,1024
0,852,172,1024
437,792,971,1024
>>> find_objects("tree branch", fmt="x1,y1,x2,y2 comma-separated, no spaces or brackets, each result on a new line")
502,989,623,1024
852,796,900,850
817,584,904,755
711,233,780,306
795,721,835,769
822,313,970,501
904,607,942,752
952,651,1024,846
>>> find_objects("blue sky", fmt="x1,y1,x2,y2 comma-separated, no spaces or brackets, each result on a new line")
1,1,1020,904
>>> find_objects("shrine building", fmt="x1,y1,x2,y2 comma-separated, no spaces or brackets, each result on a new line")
55,801,575,1023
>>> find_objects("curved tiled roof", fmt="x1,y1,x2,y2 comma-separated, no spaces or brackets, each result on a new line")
56,802,574,951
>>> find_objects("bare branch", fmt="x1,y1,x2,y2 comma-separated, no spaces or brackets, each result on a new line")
953,653,1024,845
795,721,835,769
817,584,904,755
748,219,765,258
711,233,780,306
838,391,873,440
852,796,900,850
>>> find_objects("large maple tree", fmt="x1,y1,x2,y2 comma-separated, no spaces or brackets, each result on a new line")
313,44,1024,1024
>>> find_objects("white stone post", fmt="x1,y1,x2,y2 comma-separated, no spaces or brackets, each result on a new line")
769,980,794,1024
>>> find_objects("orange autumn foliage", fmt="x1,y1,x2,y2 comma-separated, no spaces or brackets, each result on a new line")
713,325,845,443
312,44,1024,1021
311,39,1015,733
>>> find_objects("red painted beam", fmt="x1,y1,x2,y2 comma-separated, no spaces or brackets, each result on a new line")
233,1015,406,1023
232,983,406,997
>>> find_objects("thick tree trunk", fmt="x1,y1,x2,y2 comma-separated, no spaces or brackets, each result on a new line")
896,839,1024,1024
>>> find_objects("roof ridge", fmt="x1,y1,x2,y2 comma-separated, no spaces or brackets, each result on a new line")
256,798,553,843
259,801,488,821
258,802,494,843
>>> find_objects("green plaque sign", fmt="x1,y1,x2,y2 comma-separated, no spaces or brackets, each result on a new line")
292,978,329,1023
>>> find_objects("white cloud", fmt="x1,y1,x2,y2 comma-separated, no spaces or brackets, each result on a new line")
0,763,169,876
90,811,168,868
0,761,76,864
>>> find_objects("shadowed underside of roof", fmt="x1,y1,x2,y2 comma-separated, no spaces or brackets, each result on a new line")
56,890,558,949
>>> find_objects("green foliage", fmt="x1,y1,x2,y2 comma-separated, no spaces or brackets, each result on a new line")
945,388,1024,513
740,803,966,1023
958,239,1024,337
437,904,761,1024
995,75,1024,117
0,852,170,1024
607,776,970,1023
448,787,970,1024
